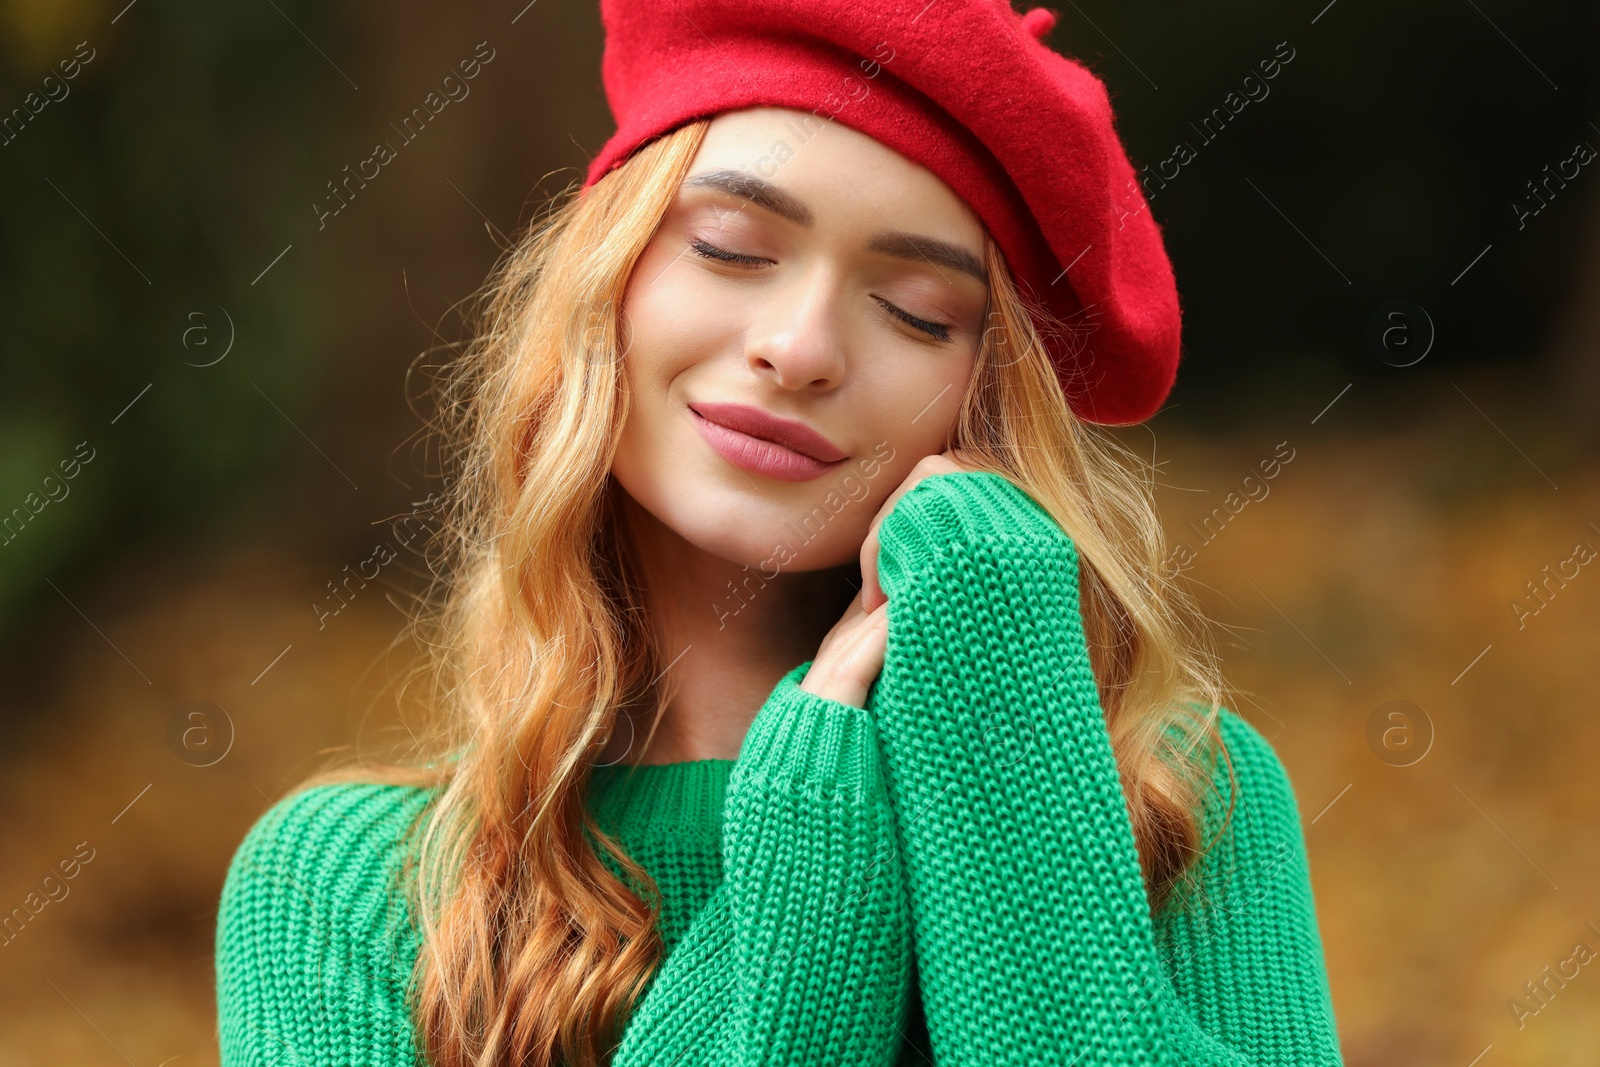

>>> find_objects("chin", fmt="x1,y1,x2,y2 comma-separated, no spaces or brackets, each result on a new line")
654,475,868,574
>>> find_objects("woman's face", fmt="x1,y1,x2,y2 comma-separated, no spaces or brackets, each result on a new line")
611,106,991,574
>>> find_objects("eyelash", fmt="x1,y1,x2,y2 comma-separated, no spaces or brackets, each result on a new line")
689,237,765,267
686,238,954,343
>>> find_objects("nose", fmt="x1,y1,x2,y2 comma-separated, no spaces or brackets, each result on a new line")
744,270,848,390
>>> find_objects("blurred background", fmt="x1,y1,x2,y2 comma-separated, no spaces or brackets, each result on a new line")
1,0,1597,1061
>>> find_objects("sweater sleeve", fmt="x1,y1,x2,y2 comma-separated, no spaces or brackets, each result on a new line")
1153,706,1344,1064
865,470,1344,1066
215,782,434,1067
607,660,914,1065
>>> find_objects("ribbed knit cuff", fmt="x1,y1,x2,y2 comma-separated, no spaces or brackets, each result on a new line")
876,470,1069,600
729,659,887,809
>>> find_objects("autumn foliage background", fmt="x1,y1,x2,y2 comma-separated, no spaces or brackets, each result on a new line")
1,0,1597,1062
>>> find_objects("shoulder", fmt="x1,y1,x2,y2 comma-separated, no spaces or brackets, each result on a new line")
216,781,441,1065
224,780,438,873
219,782,439,929
1164,707,1319,924
1207,707,1305,834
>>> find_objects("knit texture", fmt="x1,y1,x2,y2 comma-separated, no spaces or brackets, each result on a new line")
215,470,1344,1065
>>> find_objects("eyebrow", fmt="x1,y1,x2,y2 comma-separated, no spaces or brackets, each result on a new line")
682,169,989,286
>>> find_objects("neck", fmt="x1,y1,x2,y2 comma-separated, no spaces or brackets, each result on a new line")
602,488,855,766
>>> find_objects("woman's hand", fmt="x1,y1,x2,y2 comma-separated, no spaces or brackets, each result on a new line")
798,449,974,708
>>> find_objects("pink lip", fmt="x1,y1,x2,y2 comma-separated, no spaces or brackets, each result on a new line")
688,401,847,482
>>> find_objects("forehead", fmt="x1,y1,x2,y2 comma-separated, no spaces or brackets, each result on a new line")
689,107,986,245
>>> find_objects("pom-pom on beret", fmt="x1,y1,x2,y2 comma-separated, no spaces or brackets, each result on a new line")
582,0,1181,426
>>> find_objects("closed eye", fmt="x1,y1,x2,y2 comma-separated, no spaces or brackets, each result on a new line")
874,298,952,342
688,237,766,267
687,238,955,343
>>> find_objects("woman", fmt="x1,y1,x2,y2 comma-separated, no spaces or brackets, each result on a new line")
215,3,1344,1065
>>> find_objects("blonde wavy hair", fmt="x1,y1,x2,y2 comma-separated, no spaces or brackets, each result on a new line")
293,116,1239,1067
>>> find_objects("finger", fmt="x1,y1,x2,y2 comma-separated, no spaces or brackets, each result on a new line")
834,597,890,694
801,598,889,708
852,597,890,688
859,519,884,613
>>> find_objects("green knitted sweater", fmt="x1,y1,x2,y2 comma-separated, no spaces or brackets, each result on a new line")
214,471,1344,1065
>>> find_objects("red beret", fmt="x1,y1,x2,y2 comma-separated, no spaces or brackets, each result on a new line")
582,0,1182,426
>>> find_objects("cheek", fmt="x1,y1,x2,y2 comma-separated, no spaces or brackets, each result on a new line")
620,241,741,381
614,243,741,456
609,247,793,568
817,356,972,550
858,355,973,463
